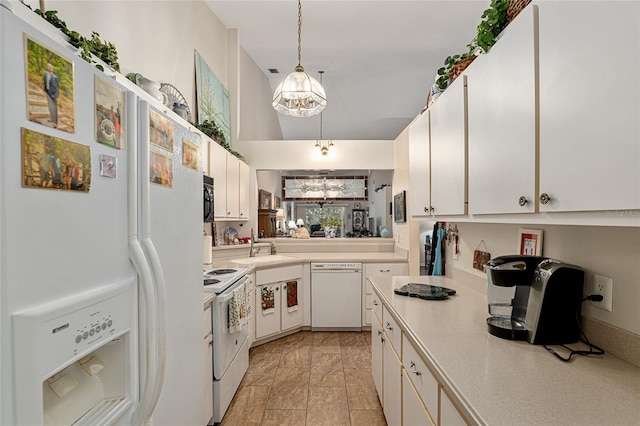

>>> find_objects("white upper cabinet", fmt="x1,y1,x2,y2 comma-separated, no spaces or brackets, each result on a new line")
467,5,537,214
238,161,250,220
209,141,228,220
430,75,468,216
538,1,640,212
408,111,431,217
225,154,240,218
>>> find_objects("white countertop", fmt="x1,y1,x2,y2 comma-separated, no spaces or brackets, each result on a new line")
370,275,640,426
212,252,407,269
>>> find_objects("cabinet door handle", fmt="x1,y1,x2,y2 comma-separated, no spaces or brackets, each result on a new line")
275,287,279,292
409,361,422,376
373,300,378,306
385,322,393,331
377,330,382,336
380,269,390,273
424,206,429,213
518,196,528,206
539,193,551,205
381,336,386,343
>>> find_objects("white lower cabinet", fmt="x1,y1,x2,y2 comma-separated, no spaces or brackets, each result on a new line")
371,312,384,400
371,288,469,426
382,330,402,426
402,335,438,421
254,265,303,341
363,263,407,326
403,374,434,426
440,388,467,426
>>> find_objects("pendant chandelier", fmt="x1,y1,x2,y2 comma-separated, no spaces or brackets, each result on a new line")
314,71,333,155
272,0,327,117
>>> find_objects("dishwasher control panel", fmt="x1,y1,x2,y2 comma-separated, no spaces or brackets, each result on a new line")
311,262,362,271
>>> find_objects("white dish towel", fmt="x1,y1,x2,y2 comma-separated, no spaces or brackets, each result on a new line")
228,283,247,333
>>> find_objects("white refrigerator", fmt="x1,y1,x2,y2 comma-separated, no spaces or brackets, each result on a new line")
0,1,206,425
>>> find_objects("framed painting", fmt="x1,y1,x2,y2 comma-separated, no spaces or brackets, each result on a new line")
393,190,406,223
352,209,365,231
21,127,90,192
25,35,75,133
518,228,543,256
150,150,173,188
94,75,125,149
195,50,231,144
149,108,174,152
259,189,272,210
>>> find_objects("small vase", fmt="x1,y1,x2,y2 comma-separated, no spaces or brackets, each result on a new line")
380,226,390,238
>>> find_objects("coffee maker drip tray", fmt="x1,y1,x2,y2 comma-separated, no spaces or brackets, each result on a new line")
394,283,456,300
487,317,528,341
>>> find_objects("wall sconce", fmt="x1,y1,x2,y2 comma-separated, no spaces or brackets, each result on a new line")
315,140,334,156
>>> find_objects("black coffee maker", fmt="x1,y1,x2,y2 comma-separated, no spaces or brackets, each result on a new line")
486,255,584,345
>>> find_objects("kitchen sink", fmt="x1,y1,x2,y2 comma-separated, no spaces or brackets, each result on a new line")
230,255,298,265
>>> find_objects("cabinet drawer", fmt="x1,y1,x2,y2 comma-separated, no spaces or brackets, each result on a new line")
256,264,302,285
382,305,401,353
364,263,407,278
402,335,438,419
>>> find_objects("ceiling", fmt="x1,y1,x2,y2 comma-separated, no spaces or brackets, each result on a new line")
204,1,489,141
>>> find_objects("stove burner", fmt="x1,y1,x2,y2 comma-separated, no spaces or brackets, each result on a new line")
204,278,221,286
206,269,237,276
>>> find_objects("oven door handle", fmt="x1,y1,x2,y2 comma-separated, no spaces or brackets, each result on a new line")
216,276,249,303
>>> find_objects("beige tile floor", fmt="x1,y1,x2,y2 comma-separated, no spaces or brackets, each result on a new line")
219,331,387,426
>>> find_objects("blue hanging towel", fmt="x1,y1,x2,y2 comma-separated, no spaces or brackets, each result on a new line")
432,226,446,276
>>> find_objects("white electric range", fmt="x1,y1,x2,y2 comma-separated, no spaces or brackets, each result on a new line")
202,266,251,423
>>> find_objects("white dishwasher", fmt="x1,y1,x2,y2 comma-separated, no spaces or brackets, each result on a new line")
311,262,362,330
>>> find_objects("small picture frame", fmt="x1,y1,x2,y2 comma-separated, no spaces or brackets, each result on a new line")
182,138,200,171
259,189,272,209
393,190,406,223
274,195,281,209
100,154,117,178
518,228,543,256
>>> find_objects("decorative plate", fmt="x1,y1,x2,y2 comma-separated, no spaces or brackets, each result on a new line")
159,83,192,122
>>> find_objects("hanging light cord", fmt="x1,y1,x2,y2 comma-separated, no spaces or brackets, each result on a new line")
297,0,303,68
319,71,324,139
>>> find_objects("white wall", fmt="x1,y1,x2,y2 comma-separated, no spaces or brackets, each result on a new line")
32,0,280,151
444,222,640,335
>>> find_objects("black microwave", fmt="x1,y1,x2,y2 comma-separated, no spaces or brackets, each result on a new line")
203,175,214,223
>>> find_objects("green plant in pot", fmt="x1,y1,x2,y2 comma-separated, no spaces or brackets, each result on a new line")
474,0,509,53
321,216,342,238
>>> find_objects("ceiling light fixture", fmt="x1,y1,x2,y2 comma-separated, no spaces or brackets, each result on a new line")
272,0,327,117
314,71,333,155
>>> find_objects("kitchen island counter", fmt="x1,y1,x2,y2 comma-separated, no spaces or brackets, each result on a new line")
370,275,640,426
213,252,407,269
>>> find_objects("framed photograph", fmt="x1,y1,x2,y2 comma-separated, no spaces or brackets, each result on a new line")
259,189,272,210
352,209,365,231
150,150,173,188
25,35,75,133
182,138,200,171
100,154,117,178
393,190,406,223
94,75,125,149
518,228,543,256
274,195,281,209
21,127,90,192
149,108,174,152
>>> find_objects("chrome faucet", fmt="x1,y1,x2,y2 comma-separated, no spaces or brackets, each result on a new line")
250,228,260,257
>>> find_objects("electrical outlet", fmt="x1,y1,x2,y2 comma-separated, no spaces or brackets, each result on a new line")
591,274,613,312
